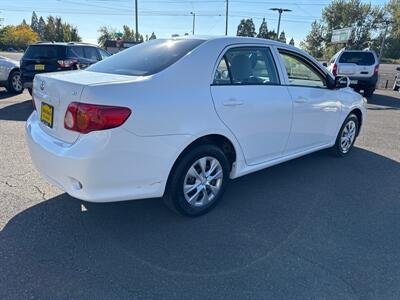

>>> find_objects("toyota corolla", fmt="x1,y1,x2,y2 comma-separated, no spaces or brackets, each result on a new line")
26,37,366,216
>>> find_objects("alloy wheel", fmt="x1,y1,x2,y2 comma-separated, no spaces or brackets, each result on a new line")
12,73,22,92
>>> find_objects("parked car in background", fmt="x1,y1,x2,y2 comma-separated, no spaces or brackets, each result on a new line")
327,49,379,97
0,55,23,94
21,42,111,94
26,37,366,217
393,66,400,91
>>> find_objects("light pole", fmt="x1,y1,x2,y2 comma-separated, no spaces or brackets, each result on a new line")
135,0,139,41
269,8,291,40
225,0,229,35
190,12,196,35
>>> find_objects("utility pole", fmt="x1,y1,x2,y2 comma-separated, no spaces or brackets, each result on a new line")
190,12,196,35
379,20,391,61
269,8,291,40
135,0,139,41
225,0,229,35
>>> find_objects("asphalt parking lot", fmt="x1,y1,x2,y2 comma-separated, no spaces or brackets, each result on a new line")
0,88,399,299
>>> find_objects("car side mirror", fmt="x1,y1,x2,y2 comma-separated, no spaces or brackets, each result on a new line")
322,62,328,67
335,76,350,89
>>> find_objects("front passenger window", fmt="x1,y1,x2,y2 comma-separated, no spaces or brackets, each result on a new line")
279,52,326,88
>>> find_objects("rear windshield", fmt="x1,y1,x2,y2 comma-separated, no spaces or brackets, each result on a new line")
24,45,65,59
339,52,376,66
87,39,205,76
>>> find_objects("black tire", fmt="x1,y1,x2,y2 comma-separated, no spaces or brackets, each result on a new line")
393,81,399,91
363,88,374,97
27,88,32,96
7,70,23,94
163,144,230,217
331,113,359,157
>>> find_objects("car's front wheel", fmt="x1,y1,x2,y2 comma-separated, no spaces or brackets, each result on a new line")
163,144,230,217
7,70,23,94
332,113,359,157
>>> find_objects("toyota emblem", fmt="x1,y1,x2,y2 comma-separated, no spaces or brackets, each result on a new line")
40,81,45,91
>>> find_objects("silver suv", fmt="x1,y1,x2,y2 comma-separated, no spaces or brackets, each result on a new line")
393,66,400,91
327,49,379,97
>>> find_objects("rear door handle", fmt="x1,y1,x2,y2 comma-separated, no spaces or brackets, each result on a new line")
223,99,244,106
294,97,307,104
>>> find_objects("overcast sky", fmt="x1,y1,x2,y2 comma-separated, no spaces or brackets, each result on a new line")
1,0,388,46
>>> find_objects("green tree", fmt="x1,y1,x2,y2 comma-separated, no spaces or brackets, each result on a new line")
257,18,269,39
37,17,46,40
97,26,117,46
383,0,400,59
63,23,71,42
322,0,384,56
122,25,135,40
31,11,39,34
289,37,295,46
237,18,256,37
55,17,63,42
44,16,56,41
268,30,277,40
279,31,287,43
70,26,81,42
300,20,325,58
149,32,157,40
138,34,144,43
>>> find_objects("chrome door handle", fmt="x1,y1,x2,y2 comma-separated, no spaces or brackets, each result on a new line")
223,99,244,106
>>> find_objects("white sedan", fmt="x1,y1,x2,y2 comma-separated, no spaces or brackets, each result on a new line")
26,37,366,216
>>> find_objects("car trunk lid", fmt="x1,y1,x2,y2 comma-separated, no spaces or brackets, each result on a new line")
33,70,135,144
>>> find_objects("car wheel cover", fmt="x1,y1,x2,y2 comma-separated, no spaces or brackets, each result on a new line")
183,156,223,207
11,73,22,92
340,120,356,153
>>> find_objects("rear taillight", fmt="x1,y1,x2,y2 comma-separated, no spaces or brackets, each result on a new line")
64,102,131,134
57,59,77,68
332,63,337,76
374,64,379,75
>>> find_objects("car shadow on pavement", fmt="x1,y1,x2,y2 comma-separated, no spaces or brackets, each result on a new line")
0,89,14,100
0,100,33,121
1,148,400,299
368,91,400,109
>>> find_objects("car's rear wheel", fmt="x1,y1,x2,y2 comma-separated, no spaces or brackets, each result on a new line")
331,113,359,157
363,88,374,97
7,70,23,94
163,144,230,217
393,80,399,91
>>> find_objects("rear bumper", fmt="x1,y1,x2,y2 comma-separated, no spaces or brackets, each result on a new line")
26,112,190,202
348,75,378,90
23,81,33,89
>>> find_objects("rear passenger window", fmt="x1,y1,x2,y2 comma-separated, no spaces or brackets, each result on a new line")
213,47,279,85
84,47,100,61
68,46,84,58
